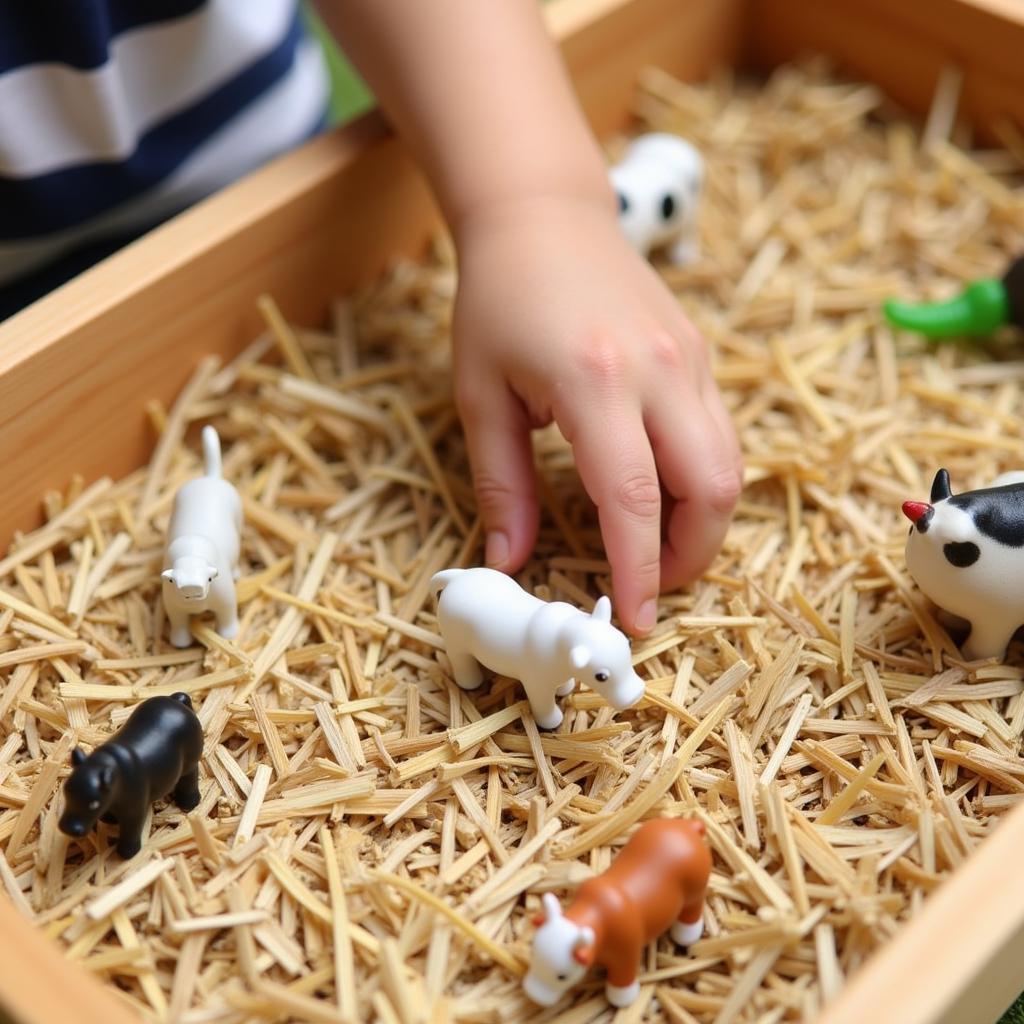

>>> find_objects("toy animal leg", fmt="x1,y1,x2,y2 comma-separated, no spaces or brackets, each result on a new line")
209,587,239,639
672,916,704,946
447,649,485,690
215,608,239,640
555,678,576,697
114,812,146,859
962,619,1018,661
605,979,640,1008
100,812,118,825
672,887,706,945
527,690,563,730
166,606,193,649
173,768,202,811
668,235,699,266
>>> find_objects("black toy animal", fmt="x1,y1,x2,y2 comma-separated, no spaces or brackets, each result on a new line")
59,692,203,858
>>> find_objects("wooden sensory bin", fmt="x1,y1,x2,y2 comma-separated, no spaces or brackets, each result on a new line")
1,0,1024,1022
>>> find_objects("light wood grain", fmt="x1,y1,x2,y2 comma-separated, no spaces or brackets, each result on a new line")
820,799,1024,1024
0,893,139,1024
749,0,1024,144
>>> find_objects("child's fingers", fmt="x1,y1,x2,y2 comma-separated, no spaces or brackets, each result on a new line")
456,379,540,573
567,406,662,635
648,394,742,588
698,370,743,472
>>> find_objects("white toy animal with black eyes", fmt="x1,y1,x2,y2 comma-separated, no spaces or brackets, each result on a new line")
903,467,1024,660
430,568,645,729
162,426,242,648
610,133,704,264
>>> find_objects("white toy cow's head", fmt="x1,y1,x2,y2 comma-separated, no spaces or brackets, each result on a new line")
610,133,704,258
523,893,595,1007
162,557,219,601
903,468,1024,620
564,596,645,711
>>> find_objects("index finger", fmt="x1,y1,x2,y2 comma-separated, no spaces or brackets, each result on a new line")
564,406,661,635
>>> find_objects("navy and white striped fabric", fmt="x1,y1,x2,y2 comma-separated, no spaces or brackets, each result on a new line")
0,0,329,310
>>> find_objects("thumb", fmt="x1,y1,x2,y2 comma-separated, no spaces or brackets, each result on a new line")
456,380,539,572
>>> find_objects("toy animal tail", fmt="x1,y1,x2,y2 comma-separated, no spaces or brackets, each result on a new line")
202,425,222,478
170,692,194,709
430,569,463,600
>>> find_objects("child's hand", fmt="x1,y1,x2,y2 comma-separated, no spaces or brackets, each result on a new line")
453,193,742,635
323,3,741,630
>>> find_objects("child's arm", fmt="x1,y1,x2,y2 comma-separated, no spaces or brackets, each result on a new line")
317,2,742,634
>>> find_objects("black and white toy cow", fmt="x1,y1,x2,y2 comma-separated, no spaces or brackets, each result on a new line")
59,693,204,858
610,133,703,265
903,468,1024,660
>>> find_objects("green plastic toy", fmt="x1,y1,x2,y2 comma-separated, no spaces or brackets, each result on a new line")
884,254,1024,340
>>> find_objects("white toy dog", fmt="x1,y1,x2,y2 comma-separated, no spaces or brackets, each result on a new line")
162,426,242,648
904,468,1024,661
610,133,704,264
430,568,645,729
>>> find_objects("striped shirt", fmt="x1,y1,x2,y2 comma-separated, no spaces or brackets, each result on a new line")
0,0,329,312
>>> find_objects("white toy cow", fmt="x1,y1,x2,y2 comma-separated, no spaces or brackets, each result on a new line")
903,467,1024,661
162,426,242,648
430,568,645,729
610,133,704,265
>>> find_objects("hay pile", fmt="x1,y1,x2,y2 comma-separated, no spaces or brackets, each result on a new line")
1,60,1023,1023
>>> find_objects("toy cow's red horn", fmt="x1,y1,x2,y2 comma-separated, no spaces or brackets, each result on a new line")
902,501,932,524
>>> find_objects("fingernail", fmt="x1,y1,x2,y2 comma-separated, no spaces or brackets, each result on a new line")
635,599,658,634
485,531,509,568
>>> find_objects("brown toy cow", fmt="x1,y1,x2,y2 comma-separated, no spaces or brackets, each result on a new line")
523,817,711,1007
